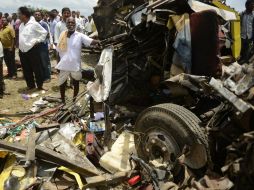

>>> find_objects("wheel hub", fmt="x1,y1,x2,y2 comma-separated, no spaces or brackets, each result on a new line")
143,130,181,165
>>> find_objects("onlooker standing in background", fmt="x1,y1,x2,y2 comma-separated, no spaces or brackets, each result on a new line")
4,13,9,19
84,16,92,35
0,17,17,79
240,0,254,63
41,11,53,45
7,16,13,25
18,6,47,90
54,8,71,46
75,11,84,32
49,10,58,60
11,13,19,28
34,10,52,82
49,10,58,44
12,13,21,48
11,13,20,29
82,15,88,24
0,12,3,30
54,8,71,63
43,12,49,23
51,9,60,22
71,11,76,18
0,40,4,98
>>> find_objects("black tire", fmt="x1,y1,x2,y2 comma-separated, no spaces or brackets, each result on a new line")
134,103,208,166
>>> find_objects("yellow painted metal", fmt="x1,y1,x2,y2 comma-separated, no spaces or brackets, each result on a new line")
230,20,241,59
73,132,85,146
19,173,36,190
72,132,86,155
0,154,16,189
0,151,8,158
11,166,26,178
58,166,85,189
212,0,241,59
0,153,36,190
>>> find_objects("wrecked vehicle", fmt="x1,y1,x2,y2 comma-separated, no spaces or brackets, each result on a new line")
87,0,254,188
0,0,252,189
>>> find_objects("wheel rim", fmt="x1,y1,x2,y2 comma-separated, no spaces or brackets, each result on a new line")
142,129,181,165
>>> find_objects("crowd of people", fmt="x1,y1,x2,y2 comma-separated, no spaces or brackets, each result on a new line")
0,6,97,101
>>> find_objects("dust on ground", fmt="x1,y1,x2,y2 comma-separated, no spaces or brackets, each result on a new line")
0,53,99,114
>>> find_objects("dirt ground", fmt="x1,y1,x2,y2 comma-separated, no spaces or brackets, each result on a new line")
0,52,99,115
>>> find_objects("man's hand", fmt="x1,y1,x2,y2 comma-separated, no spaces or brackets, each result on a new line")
50,44,54,50
91,40,101,48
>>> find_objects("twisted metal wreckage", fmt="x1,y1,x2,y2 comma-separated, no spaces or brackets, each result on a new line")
0,0,254,189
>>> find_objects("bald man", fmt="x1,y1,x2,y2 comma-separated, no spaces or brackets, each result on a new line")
56,17,100,103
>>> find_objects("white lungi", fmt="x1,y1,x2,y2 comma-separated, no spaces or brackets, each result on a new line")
58,70,82,85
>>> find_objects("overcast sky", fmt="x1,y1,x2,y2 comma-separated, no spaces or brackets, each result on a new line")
0,0,98,16
227,0,245,12
0,0,245,17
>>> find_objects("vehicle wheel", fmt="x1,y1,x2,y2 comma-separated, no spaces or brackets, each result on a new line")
134,103,208,168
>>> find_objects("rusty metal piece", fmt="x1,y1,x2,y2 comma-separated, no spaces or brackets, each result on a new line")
103,103,112,148
25,127,36,167
84,171,129,188
35,123,60,132
7,106,62,129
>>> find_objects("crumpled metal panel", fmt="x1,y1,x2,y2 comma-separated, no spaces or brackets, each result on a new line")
209,78,253,113
41,133,100,176
87,47,114,103
93,0,146,39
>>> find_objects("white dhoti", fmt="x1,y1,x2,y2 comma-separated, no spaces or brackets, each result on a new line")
58,70,82,85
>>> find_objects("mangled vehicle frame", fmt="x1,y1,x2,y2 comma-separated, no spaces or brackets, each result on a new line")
88,0,254,188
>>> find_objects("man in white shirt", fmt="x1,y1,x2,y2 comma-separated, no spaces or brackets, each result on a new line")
56,17,100,103
51,9,60,22
84,16,93,35
18,7,47,90
49,10,58,43
54,8,71,63
75,11,84,32
54,8,71,45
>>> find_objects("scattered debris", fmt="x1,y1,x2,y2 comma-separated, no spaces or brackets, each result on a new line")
0,0,253,189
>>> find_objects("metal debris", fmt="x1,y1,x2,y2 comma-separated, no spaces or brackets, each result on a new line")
0,0,253,189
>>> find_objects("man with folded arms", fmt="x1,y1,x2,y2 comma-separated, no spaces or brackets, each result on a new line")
18,7,47,90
